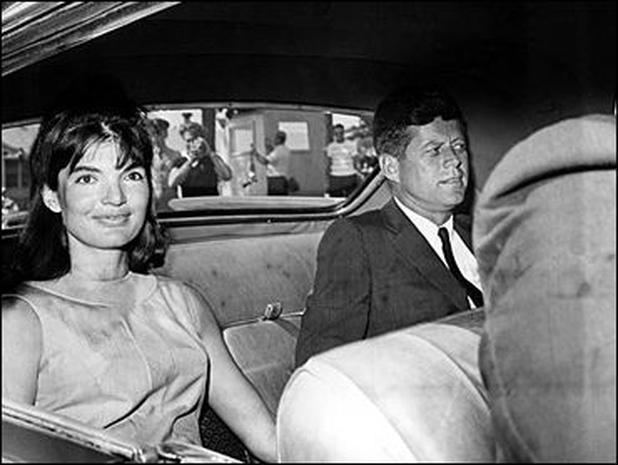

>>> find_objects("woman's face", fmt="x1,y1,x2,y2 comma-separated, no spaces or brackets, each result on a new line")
49,140,150,253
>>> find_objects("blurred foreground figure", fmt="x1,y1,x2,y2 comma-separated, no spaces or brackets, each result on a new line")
474,114,616,462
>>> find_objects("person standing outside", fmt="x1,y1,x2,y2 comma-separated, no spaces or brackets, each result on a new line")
214,110,233,196
325,123,360,197
296,86,483,367
168,122,232,197
252,130,291,195
150,118,183,211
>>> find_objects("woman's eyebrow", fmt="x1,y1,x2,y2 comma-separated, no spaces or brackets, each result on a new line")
71,165,101,174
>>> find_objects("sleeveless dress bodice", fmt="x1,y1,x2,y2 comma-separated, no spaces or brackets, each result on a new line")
4,273,210,447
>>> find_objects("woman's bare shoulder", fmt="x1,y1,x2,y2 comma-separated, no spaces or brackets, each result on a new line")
2,293,39,318
2,295,42,361
2,295,42,335
2,295,43,404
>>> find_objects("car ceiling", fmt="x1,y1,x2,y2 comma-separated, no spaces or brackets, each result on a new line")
2,1,616,123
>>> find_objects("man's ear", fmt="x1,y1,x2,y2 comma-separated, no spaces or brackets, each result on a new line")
41,185,62,213
379,153,400,183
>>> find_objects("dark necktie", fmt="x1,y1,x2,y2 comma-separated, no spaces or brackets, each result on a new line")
438,227,484,308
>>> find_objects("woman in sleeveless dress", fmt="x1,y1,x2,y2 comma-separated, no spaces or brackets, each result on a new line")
1,78,276,462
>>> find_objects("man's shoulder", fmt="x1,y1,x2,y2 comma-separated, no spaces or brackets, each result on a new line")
350,207,386,226
316,209,388,259
327,141,356,152
344,140,358,152
273,145,291,157
325,142,335,157
326,141,346,152
323,207,386,238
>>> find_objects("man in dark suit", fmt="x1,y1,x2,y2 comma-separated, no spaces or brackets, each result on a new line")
295,87,483,367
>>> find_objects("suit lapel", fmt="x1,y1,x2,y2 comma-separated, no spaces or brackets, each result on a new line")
382,199,467,310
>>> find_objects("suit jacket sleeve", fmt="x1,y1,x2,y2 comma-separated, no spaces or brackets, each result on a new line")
295,218,371,367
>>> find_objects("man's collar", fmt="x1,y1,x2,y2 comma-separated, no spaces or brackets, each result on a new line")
393,197,453,235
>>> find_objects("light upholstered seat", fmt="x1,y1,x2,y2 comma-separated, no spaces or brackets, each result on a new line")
156,231,323,414
277,309,496,462
154,230,324,455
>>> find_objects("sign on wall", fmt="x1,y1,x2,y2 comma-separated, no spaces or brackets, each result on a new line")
278,122,310,151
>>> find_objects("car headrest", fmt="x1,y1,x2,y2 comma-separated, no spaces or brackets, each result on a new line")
474,114,616,462
277,313,497,462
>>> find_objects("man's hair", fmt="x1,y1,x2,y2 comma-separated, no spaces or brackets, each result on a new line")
180,121,206,139
153,118,170,133
333,123,344,131
373,87,466,159
275,130,287,144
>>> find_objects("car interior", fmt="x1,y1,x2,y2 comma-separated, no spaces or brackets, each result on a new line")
2,1,615,462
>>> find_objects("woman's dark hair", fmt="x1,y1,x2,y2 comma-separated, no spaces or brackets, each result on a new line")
373,87,466,159
10,75,168,284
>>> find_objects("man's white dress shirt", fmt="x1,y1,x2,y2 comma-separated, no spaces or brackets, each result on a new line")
394,197,483,308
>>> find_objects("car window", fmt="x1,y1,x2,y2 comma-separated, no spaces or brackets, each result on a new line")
1,104,378,228
2,122,38,229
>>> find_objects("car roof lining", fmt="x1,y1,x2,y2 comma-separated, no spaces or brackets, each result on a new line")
2,1,615,123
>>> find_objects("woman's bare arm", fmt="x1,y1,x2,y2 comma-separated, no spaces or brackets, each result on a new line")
2,298,42,404
187,288,277,462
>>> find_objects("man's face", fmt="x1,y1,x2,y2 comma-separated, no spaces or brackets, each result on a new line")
391,117,469,218
333,126,345,143
183,131,206,156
